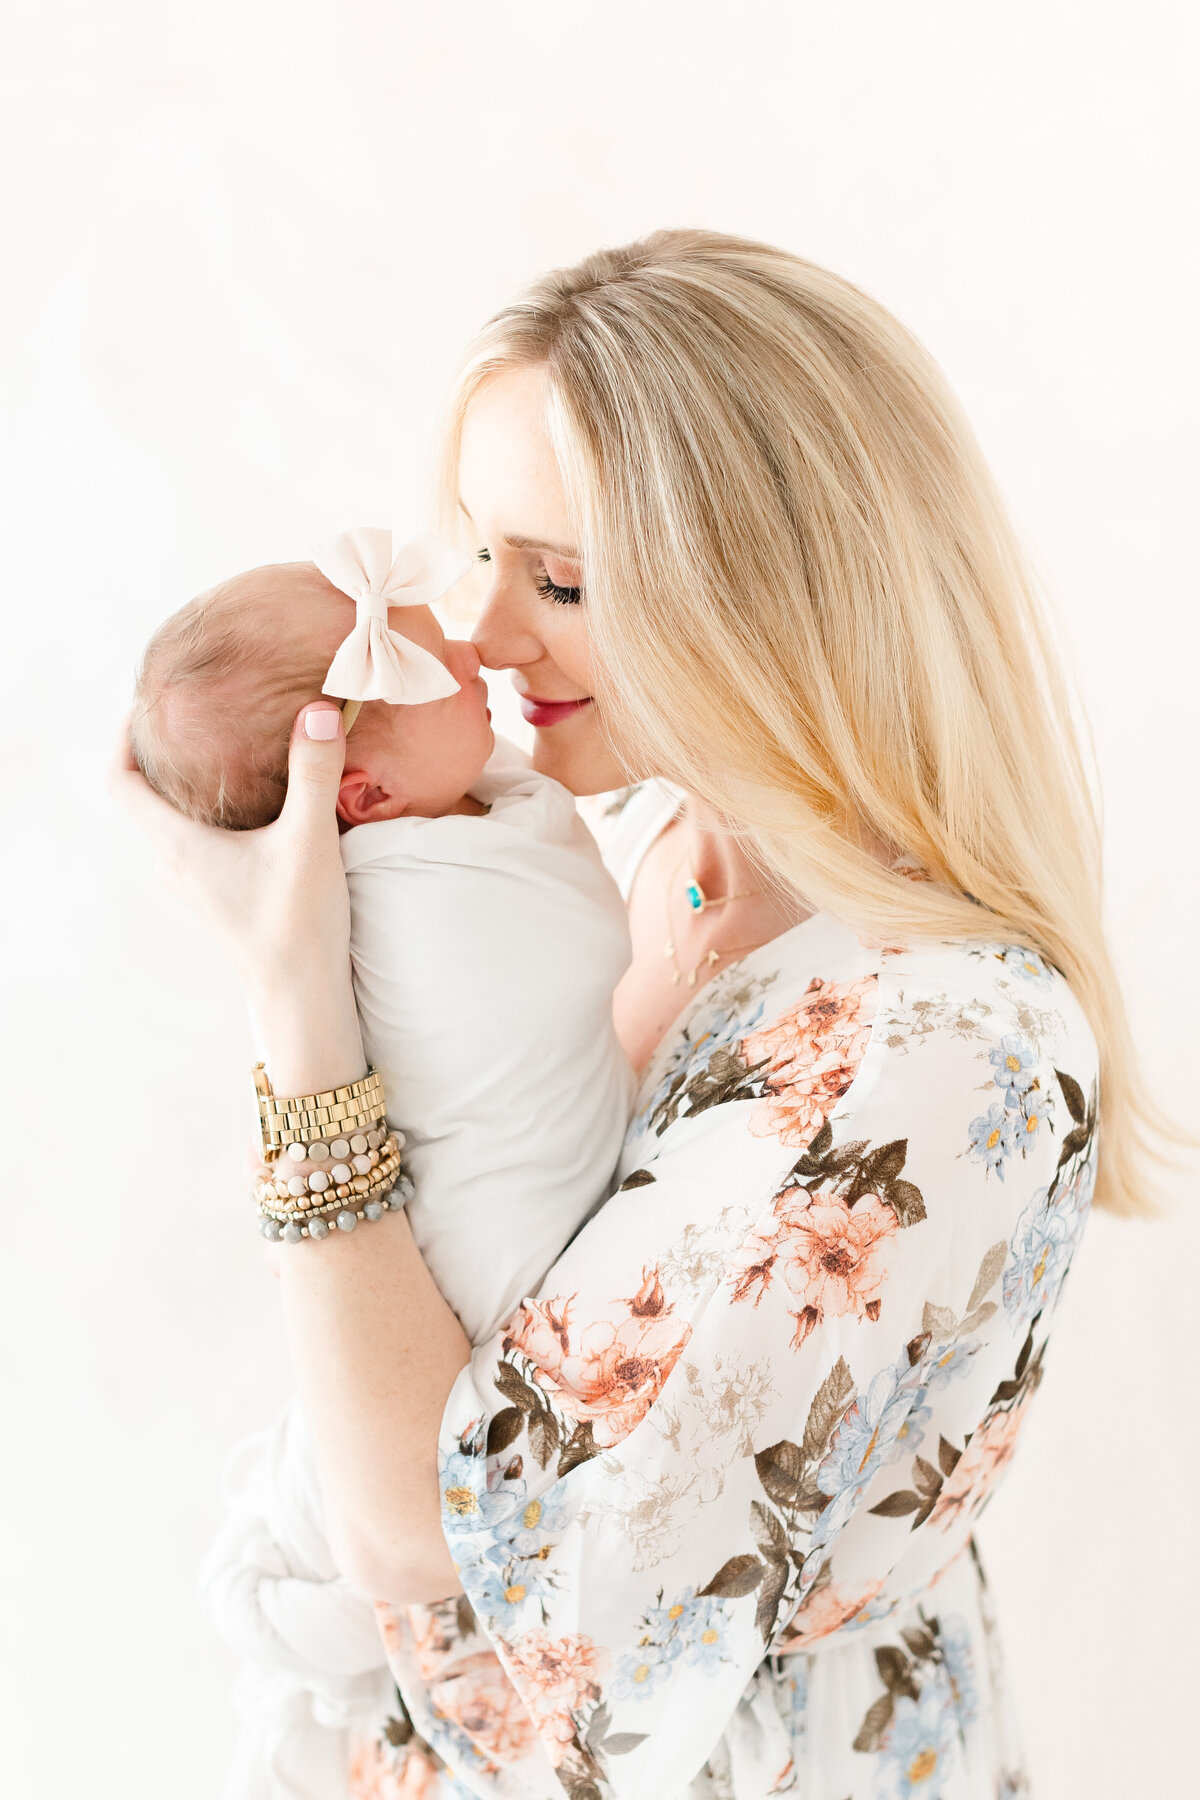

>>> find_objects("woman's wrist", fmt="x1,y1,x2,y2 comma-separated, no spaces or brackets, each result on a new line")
249,975,366,1098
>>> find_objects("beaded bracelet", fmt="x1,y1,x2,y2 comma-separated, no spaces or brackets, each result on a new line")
255,1132,405,1203
256,1148,404,1218
259,1173,414,1243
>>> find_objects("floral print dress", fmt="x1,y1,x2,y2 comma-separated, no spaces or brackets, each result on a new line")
357,786,1098,1800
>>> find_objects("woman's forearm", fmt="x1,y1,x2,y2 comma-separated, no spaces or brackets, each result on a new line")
254,971,470,1602
275,1205,470,1602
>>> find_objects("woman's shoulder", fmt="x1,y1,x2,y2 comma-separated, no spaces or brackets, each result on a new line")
857,929,1099,1086
626,915,1098,1174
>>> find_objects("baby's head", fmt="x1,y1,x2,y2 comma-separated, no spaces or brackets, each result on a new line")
132,561,494,829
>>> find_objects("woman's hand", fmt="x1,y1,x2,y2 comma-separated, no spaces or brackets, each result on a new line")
110,700,365,1094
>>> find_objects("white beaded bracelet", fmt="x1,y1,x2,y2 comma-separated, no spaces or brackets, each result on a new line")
259,1171,416,1243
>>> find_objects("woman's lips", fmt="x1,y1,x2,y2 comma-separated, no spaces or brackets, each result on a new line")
517,694,594,729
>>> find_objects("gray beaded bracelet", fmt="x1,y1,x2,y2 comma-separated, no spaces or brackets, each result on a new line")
259,1171,415,1243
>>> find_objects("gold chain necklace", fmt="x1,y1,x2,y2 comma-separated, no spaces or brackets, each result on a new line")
664,857,769,989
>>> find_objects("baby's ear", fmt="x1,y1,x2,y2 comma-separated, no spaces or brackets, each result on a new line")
336,769,402,826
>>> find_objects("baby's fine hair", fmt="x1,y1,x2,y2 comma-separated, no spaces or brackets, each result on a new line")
132,563,341,830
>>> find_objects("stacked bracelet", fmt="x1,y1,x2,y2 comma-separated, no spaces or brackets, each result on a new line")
251,1064,413,1244
253,1062,387,1161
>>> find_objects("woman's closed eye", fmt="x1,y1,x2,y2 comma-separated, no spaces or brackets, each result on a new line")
477,546,582,607
533,571,582,606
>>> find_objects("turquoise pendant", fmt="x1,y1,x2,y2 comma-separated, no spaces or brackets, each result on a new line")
685,879,705,912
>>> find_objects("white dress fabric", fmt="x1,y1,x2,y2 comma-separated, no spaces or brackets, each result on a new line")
202,743,634,1798
359,782,1097,1800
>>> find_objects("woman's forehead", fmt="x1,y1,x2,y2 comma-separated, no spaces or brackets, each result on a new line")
458,365,574,546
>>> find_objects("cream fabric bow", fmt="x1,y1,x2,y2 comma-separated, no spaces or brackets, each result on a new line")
314,528,472,728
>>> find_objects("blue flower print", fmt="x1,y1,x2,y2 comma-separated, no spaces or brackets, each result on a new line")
998,945,1054,988
1016,1081,1053,1151
643,1585,706,1641
967,1104,1018,1178
842,1591,901,1636
988,1036,1038,1109
1002,1165,1093,1330
876,1675,958,1799
614,1587,733,1693
470,1542,551,1622
890,1389,934,1456
678,1595,731,1674
635,989,767,1134
939,1614,979,1728
779,1656,809,1735
440,1446,525,1538
503,1488,572,1557
610,1639,679,1702
923,1342,976,1390
819,1359,926,1506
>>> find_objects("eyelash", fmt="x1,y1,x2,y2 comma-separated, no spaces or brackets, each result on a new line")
476,547,582,607
533,573,583,607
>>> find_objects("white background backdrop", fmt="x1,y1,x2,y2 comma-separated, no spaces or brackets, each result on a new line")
2,4,1197,1795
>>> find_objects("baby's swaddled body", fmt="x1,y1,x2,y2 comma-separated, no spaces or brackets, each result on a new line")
204,738,633,1799
347,734,633,1347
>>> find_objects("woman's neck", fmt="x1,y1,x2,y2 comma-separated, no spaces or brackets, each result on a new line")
674,796,771,902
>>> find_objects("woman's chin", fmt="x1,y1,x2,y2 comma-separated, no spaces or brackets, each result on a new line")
531,725,630,797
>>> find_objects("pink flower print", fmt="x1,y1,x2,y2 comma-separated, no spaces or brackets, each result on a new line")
500,1630,610,1767
375,1600,405,1665
348,1736,440,1799
930,1395,1031,1532
742,975,877,1147
505,1268,692,1449
428,1650,540,1765
730,1193,897,1344
778,1577,886,1650
503,1294,573,1375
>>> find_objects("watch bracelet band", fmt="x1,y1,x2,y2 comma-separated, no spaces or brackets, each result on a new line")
254,1062,387,1160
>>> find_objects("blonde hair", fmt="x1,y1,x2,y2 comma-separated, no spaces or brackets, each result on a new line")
443,227,1184,1218
132,564,338,829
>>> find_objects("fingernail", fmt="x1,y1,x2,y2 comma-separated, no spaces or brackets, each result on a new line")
304,709,341,740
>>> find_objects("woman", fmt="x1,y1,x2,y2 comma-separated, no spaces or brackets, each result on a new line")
116,231,1170,1798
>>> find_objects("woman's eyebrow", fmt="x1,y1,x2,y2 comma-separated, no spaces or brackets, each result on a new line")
456,502,579,560
503,533,581,559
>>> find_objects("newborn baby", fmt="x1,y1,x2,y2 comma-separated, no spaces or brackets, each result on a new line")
132,529,634,1797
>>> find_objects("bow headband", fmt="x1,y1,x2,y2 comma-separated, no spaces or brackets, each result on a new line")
314,527,472,731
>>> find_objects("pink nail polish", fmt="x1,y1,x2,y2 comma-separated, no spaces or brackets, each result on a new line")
304,710,340,740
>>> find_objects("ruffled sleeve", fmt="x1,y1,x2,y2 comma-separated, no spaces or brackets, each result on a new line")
411,921,1098,1798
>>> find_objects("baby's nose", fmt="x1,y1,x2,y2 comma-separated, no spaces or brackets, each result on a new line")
453,639,482,682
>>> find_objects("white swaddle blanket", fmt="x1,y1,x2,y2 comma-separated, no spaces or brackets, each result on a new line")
202,740,634,1797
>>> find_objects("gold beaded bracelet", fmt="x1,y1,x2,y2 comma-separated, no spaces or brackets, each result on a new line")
256,1137,404,1213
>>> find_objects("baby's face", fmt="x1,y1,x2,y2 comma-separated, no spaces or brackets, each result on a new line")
340,601,495,822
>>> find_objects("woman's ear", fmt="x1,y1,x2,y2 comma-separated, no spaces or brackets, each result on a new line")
336,767,403,826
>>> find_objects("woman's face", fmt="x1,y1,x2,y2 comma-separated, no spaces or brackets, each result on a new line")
458,363,633,796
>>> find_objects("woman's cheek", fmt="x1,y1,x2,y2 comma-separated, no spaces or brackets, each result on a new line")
546,613,593,691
